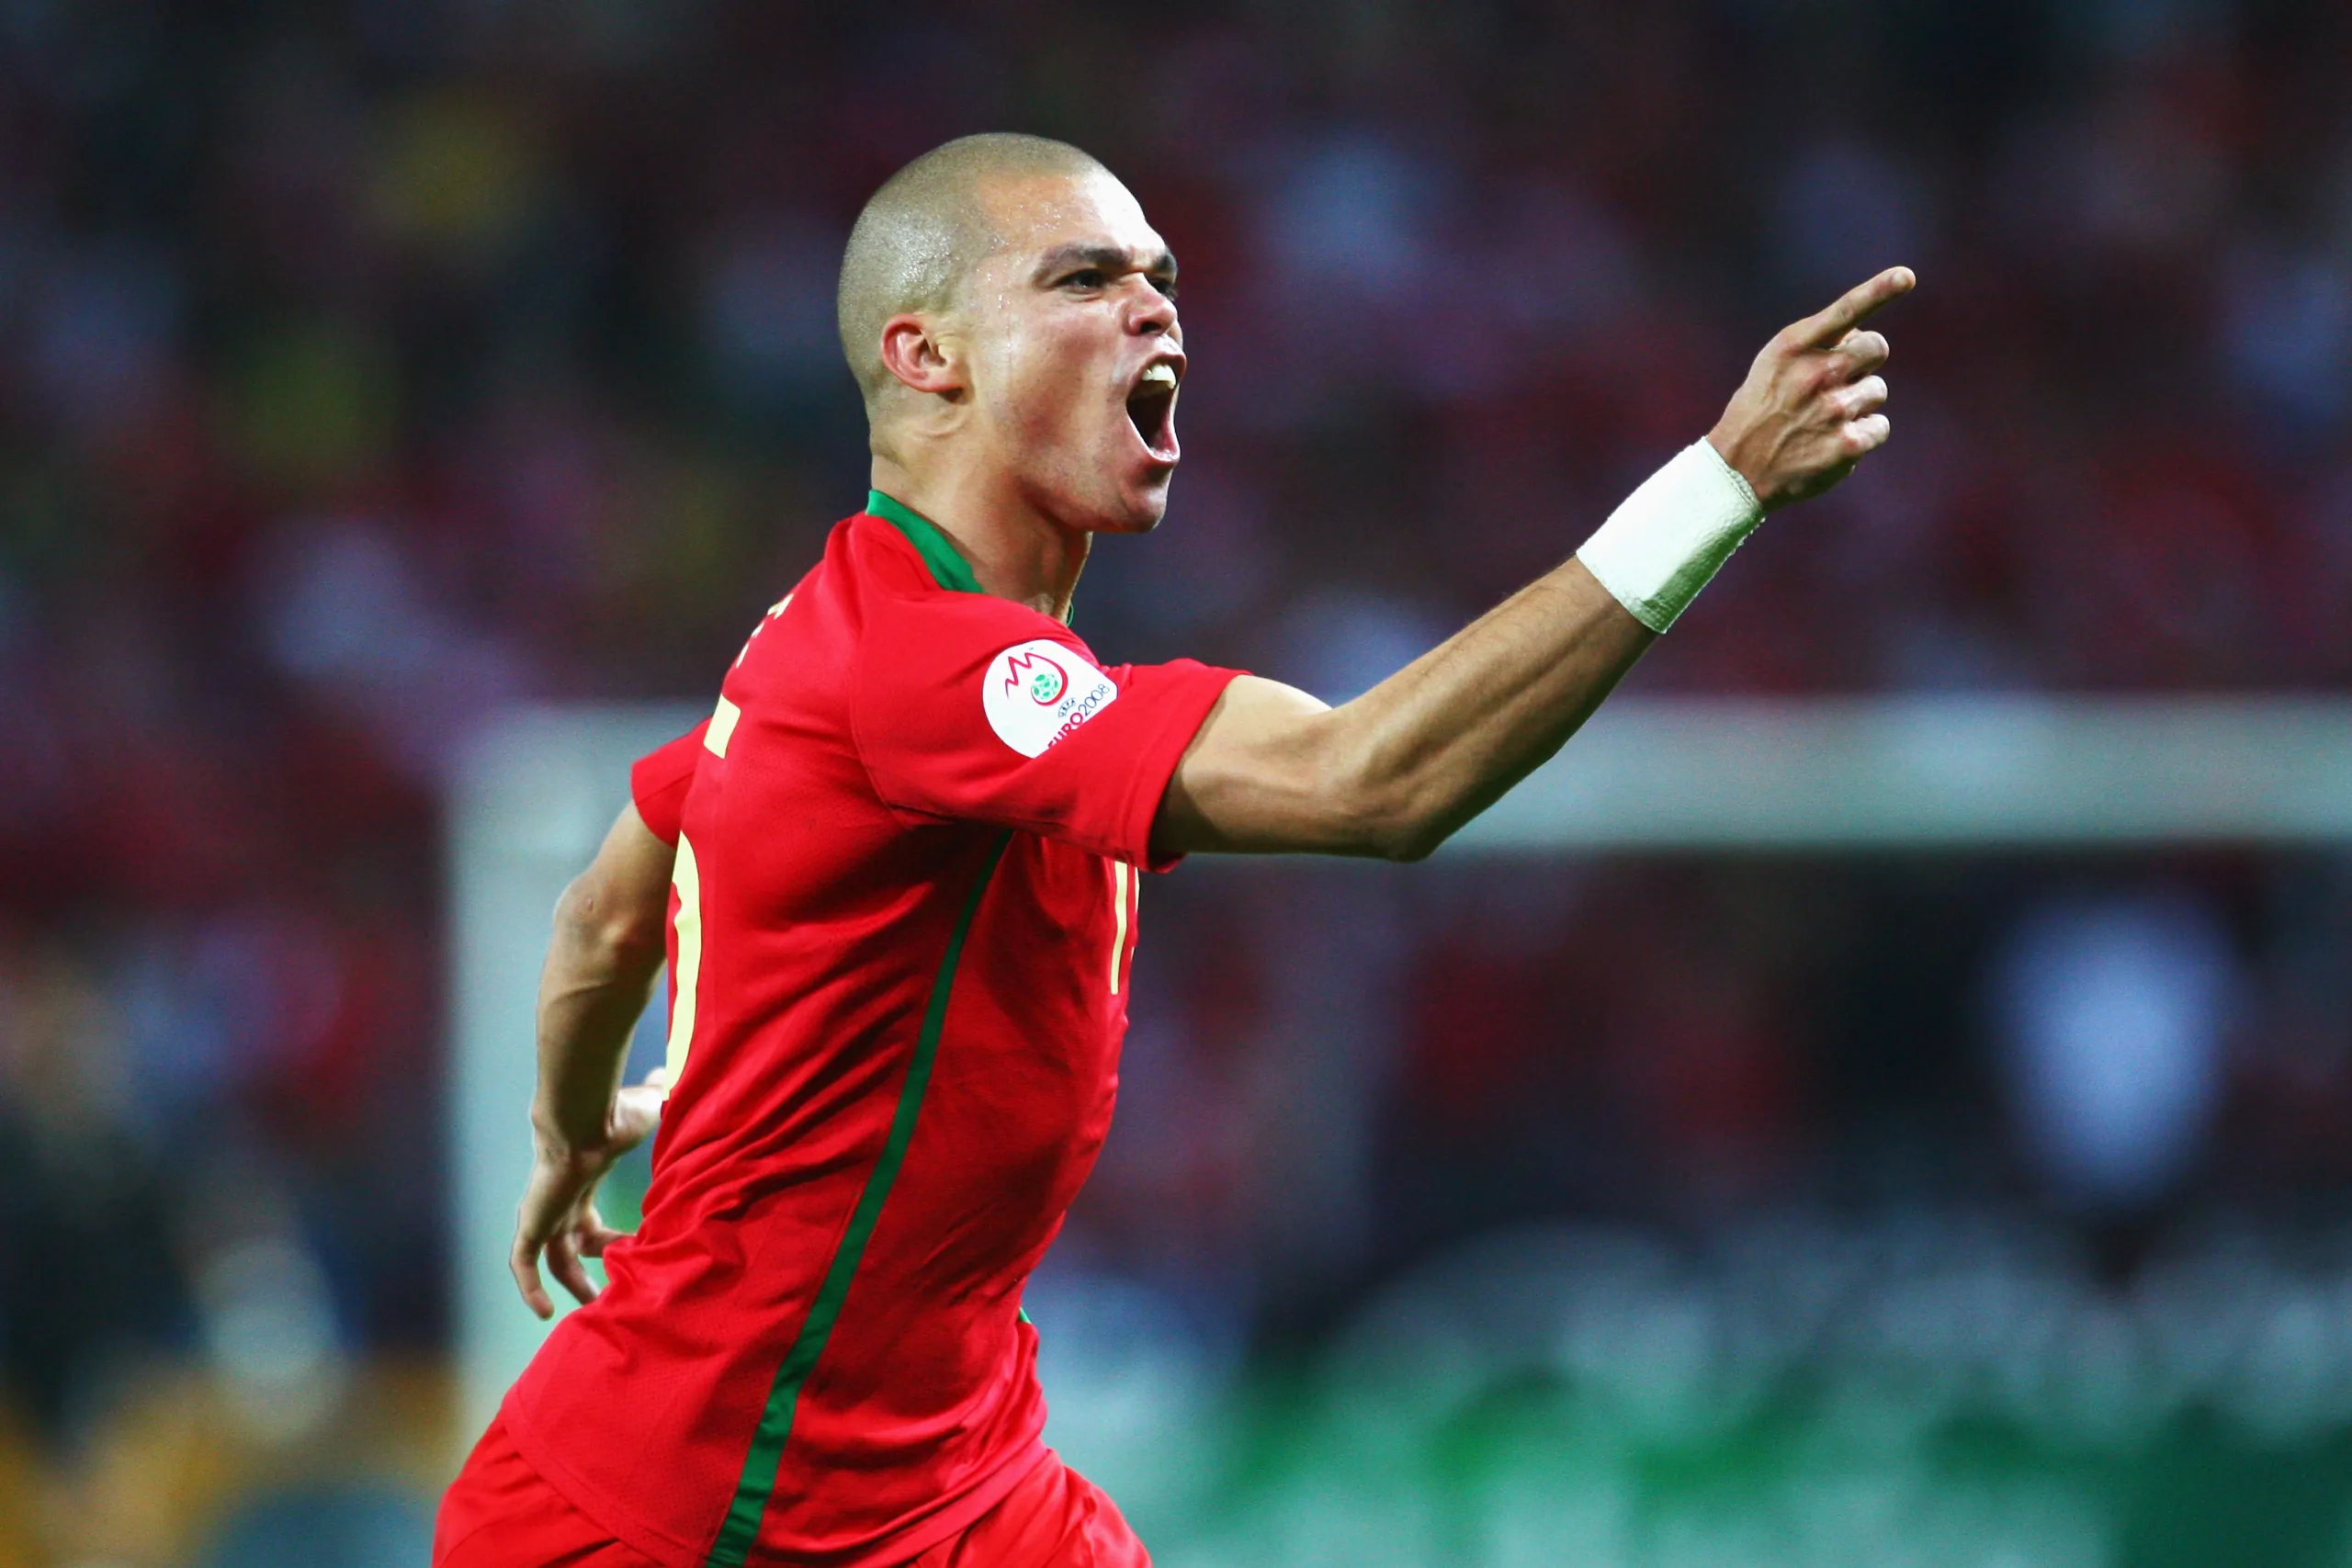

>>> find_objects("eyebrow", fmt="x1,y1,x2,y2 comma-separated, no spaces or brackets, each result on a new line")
1032,242,1180,285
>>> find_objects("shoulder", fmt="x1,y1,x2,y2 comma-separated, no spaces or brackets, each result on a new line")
851,589,1120,762
859,586,1102,686
629,721,708,845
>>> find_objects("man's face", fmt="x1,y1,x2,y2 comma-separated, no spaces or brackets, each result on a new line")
948,169,1183,534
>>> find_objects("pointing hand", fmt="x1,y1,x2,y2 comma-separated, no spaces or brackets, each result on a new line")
1707,266,1916,511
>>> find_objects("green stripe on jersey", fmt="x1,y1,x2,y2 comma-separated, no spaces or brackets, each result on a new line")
866,490,982,594
704,831,1013,1568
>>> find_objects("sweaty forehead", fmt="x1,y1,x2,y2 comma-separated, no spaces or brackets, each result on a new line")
976,167,1162,268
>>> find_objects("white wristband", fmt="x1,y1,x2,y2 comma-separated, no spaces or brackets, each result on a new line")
1575,440,1764,632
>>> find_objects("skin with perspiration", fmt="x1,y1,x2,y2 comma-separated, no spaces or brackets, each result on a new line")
509,154,1913,1313
867,167,1182,623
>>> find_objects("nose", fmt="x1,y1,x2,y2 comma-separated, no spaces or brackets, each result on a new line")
1126,281,1177,337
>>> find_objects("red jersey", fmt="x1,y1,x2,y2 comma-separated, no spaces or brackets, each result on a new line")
630,719,705,1047
505,494,1241,1568
630,721,706,845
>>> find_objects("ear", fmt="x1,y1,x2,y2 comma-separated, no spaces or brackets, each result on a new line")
877,314,965,399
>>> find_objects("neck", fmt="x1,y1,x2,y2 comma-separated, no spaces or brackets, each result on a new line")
868,453,1090,623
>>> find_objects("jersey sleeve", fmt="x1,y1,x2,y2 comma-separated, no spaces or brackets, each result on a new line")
629,720,708,847
852,593,1241,869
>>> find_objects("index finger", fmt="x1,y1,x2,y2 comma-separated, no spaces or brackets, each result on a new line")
1794,266,1916,348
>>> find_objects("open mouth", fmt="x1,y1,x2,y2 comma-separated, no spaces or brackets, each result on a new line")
1125,361,1181,461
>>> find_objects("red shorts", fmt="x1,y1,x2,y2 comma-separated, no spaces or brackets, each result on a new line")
434,1415,1149,1568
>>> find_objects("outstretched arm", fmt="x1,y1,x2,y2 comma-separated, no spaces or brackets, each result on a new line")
1155,558,1648,860
1153,266,1913,863
511,800,675,1318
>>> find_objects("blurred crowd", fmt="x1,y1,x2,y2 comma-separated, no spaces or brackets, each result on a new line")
1078,853,2352,1343
3,0,2351,1560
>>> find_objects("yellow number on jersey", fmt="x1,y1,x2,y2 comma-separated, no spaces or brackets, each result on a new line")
1109,859,1131,995
664,832,704,1089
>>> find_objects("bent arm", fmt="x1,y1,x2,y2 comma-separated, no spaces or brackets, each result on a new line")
534,801,674,1155
1153,558,1650,861
1153,265,1915,863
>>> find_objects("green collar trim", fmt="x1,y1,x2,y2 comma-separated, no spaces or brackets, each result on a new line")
866,491,981,594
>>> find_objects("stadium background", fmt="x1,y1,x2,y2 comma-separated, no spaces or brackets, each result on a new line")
5,1,2352,1563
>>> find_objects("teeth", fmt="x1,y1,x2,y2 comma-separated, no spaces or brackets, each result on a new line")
1137,364,1178,391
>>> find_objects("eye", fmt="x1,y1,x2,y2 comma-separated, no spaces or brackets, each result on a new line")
1151,276,1179,300
1062,268,1108,290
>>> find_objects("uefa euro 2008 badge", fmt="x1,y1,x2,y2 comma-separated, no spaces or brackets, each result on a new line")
983,639,1120,757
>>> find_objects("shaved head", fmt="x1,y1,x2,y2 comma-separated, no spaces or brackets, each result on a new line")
842,130,1182,539
837,133,1107,413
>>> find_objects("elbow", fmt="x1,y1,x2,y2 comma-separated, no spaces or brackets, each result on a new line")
554,877,667,968
1324,753,1451,863
1367,807,1449,862
1379,823,1448,863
